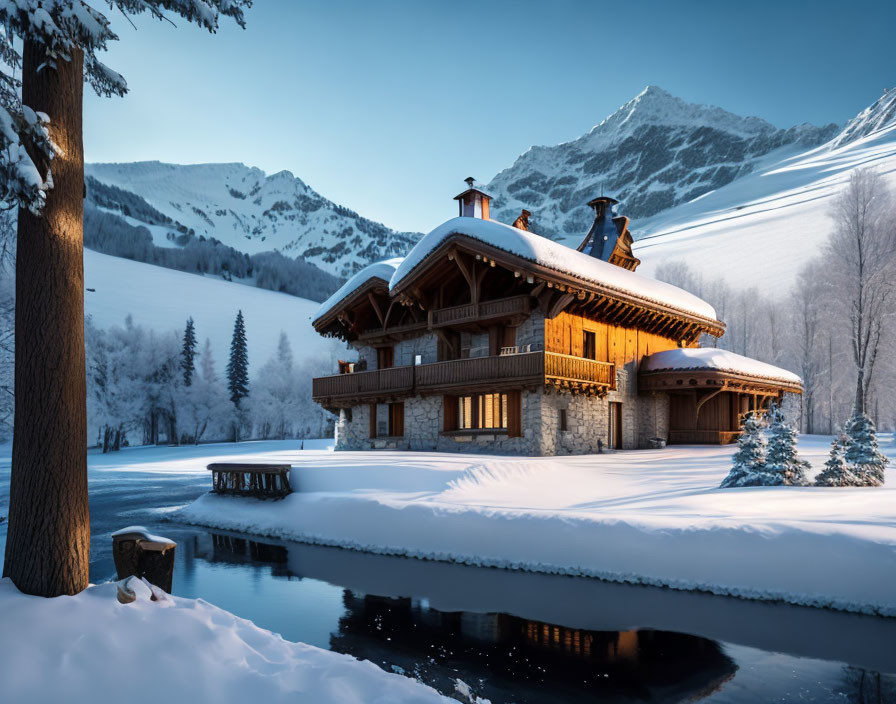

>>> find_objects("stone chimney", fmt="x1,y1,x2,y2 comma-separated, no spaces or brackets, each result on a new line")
453,177,492,219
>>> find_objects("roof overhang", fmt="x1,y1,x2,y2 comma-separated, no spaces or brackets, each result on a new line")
639,367,803,395
391,233,725,338
312,277,389,335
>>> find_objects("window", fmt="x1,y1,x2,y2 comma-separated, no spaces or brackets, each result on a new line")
459,393,508,430
559,408,568,432
583,331,596,360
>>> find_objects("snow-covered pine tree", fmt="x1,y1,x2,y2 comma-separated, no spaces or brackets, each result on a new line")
226,310,249,408
1,1,250,598
277,330,294,371
720,411,767,488
843,413,888,486
763,404,810,486
181,317,197,387
815,432,861,486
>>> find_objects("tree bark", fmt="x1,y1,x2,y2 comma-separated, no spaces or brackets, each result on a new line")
3,42,89,596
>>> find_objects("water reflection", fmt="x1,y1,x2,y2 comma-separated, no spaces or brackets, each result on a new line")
199,532,740,702
331,591,737,703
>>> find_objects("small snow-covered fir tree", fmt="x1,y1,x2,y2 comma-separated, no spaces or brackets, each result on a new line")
763,404,810,486
843,413,888,486
815,432,861,486
226,310,249,407
720,411,767,488
181,317,197,387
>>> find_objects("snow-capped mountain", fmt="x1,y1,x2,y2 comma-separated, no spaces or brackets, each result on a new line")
487,86,838,239
633,87,896,289
85,161,420,279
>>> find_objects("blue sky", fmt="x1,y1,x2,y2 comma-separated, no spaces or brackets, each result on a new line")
84,0,896,233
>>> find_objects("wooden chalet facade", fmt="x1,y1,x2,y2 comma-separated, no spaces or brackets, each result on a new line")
311,182,801,455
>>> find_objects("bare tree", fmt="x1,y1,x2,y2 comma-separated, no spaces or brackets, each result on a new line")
827,168,896,416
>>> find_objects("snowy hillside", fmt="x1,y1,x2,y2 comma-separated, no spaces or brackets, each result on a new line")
85,161,420,278
634,88,896,289
486,86,837,238
84,249,345,374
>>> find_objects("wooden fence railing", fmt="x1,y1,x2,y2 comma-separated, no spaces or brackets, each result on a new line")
428,295,531,328
544,352,615,388
312,365,413,400
415,351,544,391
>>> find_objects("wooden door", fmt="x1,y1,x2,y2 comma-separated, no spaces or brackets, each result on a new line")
609,402,622,449
377,346,394,369
388,402,404,437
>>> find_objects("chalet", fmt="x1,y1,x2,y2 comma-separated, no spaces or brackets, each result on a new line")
311,181,801,454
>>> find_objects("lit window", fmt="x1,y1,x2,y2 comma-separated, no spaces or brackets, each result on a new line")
458,393,508,430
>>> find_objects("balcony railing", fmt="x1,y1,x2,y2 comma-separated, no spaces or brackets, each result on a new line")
312,365,413,401
544,351,615,388
312,351,615,404
428,295,532,328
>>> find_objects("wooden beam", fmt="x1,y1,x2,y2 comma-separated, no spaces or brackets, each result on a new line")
547,292,575,319
367,292,385,328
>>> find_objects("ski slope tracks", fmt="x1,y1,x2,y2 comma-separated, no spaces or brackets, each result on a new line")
178,435,896,616
84,249,345,374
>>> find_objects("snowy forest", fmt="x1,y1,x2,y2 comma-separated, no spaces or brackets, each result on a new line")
84,313,334,451
655,168,896,436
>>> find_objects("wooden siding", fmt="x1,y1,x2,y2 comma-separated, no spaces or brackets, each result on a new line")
544,311,685,369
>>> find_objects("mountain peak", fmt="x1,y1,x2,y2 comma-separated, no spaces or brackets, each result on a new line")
829,87,896,148
588,87,776,145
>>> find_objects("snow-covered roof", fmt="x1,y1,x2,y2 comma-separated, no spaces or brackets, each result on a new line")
313,257,403,324
391,217,718,321
641,348,802,385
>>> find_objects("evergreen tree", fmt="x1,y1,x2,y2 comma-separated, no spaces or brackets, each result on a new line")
764,404,811,486
0,0,249,597
815,432,861,486
181,317,197,387
843,413,888,486
277,331,294,371
720,411,767,488
226,310,249,408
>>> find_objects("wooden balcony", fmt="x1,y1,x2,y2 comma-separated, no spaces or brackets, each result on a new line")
428,295,532,329
313,351,615,405
312,365,413,404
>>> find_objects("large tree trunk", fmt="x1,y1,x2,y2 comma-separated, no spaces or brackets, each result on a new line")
3,42,89,597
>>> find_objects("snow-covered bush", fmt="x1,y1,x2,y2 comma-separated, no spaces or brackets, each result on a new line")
843,413,888,486
814,432,861,486
763,404,811,486
720,411,767,488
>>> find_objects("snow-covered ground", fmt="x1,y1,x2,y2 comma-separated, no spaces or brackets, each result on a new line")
84,249,345,374
0,578,450,704
176,435,896,617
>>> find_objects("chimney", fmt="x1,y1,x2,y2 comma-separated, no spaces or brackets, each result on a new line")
453,177,492,220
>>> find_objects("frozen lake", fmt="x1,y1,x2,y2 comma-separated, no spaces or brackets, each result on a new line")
1,443,895,702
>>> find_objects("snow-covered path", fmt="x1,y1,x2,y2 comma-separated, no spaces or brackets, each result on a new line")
176,435,896,617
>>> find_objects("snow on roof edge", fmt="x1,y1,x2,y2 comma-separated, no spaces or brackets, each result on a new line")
641,348,802,386
312,258,404,325
390,217,719,322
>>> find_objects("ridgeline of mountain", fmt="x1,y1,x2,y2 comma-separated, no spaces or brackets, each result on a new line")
85,161,421,279
486,86,839,239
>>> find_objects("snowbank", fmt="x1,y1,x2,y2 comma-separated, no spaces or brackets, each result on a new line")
0,578,449,704
390,216,718,321
642,347,803,385
179,437,896,616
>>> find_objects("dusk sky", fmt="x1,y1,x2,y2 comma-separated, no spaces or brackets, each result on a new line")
84,0,896,233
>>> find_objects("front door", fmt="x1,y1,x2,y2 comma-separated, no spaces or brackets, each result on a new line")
609,402,622,449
